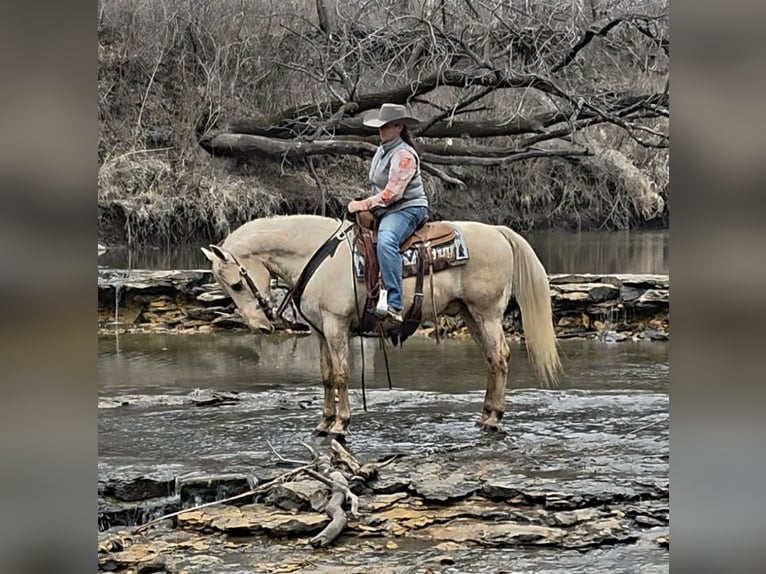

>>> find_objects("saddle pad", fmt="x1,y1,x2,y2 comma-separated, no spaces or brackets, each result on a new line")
353,225,469,280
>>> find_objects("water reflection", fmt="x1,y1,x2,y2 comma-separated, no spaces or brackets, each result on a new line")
527,229,668,274
98,334,669,396
98,229,668,274
98,244,208,270
98,333,321,395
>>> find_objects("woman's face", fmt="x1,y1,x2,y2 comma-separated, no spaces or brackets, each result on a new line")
379,122,403,142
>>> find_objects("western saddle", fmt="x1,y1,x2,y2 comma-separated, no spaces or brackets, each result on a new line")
352,211,460,345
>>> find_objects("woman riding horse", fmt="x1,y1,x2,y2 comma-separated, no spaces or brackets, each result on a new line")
347,103,429,326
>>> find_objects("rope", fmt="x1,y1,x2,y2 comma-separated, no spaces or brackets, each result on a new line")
348,229,368,412
379,325,393,391
428,248,440,344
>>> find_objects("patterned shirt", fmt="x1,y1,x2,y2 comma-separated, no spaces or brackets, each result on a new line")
367,149,418,209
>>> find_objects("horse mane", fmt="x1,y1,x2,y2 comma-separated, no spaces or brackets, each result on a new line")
222,214,340,255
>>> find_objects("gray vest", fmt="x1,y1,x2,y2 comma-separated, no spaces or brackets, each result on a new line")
368,137,428,216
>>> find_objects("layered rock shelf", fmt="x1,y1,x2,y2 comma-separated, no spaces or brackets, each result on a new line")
99,448,668,572
97,269,669,340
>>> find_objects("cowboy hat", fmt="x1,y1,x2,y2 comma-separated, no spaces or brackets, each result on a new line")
362,103,420,128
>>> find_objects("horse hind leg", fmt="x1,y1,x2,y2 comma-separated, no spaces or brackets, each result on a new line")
315,337,336,435
463,306,510,431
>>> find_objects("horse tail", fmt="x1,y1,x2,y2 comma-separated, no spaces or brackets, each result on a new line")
494,226,561,387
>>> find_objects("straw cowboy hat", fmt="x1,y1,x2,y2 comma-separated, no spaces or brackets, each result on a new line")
362,103,420,128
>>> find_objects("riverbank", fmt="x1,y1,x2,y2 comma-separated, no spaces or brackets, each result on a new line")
97,269,669,341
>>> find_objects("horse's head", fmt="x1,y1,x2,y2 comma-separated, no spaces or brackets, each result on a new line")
201,245,275,334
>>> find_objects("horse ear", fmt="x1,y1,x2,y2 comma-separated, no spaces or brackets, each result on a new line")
200,246,216,262
210,245,229,262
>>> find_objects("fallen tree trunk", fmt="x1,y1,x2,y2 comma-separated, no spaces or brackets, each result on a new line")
199,133,591,167
199,133,377,160
226,93,667,142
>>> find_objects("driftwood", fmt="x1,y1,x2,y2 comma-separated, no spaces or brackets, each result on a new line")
298,440,360,547
133,438,391,548
308,452,356,547
134,463,312,533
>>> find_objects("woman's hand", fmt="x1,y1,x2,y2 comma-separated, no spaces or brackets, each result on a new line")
347,198,371,213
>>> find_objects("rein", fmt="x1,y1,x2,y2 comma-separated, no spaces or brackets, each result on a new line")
348,229,368,412
273,220,349,338
275,220,348,321
227,220,350,336
227,253,278,323
232,217,379,413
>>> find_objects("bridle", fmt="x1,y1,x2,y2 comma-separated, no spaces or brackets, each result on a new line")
215,218,378,412
225,252,277,324
217,218,349,334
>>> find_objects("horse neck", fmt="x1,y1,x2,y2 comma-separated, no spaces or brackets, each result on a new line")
231,217,337,287
260,247,313,287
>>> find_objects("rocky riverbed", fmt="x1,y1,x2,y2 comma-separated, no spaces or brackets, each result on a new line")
99,331,668,572
97,269,669,341
99,440,668,573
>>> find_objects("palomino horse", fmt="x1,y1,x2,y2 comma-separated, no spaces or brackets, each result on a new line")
202,214,560,436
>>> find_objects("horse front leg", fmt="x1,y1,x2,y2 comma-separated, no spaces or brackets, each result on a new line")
323,324,351,437
315,336,336,435
464,309,510,431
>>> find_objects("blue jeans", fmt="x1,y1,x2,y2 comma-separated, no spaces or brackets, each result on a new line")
376,205,429,311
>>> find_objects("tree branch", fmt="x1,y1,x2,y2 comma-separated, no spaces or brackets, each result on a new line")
420,162,465,187
551,13,667,73
421,147,593,166
200,133,591,165
227,85,666,142
269,68,575,122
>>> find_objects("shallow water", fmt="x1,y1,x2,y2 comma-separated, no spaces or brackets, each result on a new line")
98,333,668,572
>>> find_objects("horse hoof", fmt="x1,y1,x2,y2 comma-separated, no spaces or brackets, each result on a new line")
477,420,503,433
328,431,348,443
314,418,335,436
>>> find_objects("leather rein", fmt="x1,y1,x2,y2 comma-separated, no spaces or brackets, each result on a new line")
229,218,382,413
230,220,350,335
226,252,278,324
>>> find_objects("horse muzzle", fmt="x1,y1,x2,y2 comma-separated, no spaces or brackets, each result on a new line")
249,321,275,335
242,314,275,334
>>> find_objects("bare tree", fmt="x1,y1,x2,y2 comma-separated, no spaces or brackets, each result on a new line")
197,0,668,187
98,0,669,242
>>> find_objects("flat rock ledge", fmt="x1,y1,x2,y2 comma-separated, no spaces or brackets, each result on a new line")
99,454,668,573
98,269,669,340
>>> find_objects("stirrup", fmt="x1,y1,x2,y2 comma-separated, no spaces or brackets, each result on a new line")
374,288,389,319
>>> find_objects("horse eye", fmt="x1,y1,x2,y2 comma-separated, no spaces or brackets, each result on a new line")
230,280,244,292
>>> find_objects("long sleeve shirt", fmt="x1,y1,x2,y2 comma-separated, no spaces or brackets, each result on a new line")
366,148,418,209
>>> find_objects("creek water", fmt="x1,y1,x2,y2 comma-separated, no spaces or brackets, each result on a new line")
98,228,668,572
98,333,668,572
98,229,669,275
